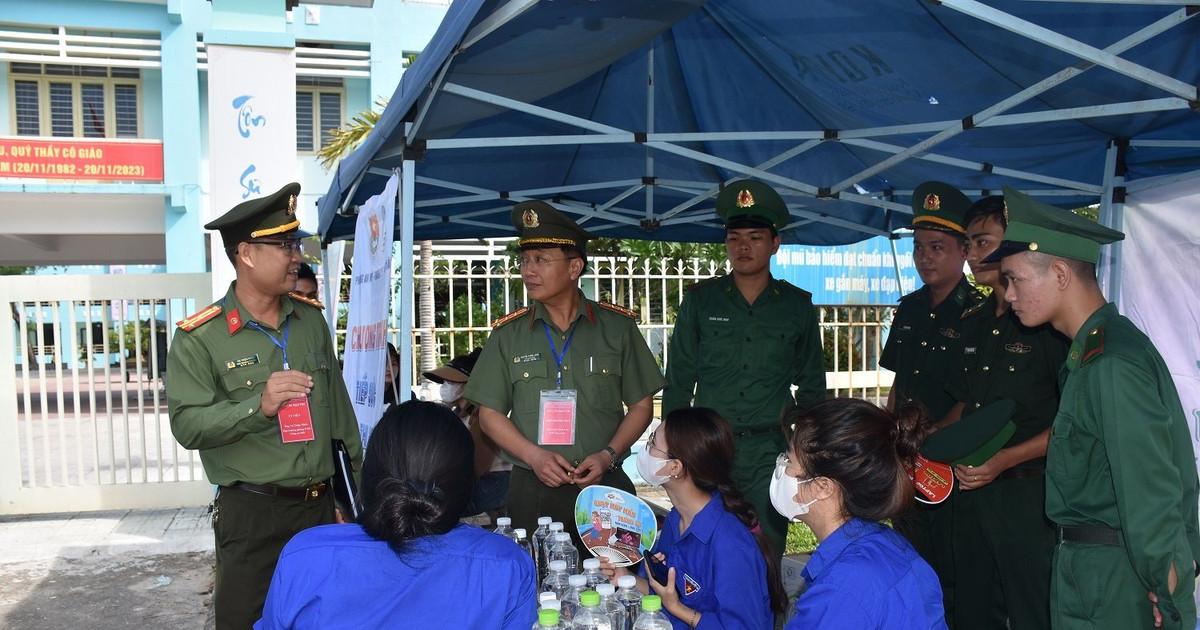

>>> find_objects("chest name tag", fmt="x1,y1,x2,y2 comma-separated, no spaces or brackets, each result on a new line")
514,353,542,364
278,397,316,443
226,354,260,370
538,389,577,446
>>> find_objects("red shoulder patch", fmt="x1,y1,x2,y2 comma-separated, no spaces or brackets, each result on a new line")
1080,327,1104,365
288,292,325,309
176,304,222,332
598,301,637,319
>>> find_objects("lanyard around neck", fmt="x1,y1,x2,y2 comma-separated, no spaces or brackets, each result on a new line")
543,320,579,389
246,318,292,369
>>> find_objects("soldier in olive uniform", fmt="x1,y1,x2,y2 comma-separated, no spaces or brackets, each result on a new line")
464,201,665,548
881,181,983,625
167,182,364,629
987,185,1199,630
662,179,824,558
937,195,1067,630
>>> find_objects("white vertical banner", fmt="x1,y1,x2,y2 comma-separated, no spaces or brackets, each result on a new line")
342,173,399,447
1118,175,1200,502
206,45,296,294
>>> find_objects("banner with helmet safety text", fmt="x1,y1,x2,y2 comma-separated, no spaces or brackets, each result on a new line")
341,172,398,448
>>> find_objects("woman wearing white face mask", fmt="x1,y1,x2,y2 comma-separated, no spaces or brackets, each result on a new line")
776,398,947,630
603,407,786,629
423,348,513,526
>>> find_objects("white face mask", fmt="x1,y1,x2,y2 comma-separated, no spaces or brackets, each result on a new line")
439,382,464,403
635,447,673,487
769,457,818,521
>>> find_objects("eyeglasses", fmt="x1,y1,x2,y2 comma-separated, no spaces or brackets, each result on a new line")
646,430,675,459
249,239,303,254
518,255,578,269
773,452,813,482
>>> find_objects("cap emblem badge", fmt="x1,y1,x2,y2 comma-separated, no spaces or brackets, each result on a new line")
522,208,539,228
286,195,297,216
923,193,941,211
1002,201,1009,225
736,189,755,208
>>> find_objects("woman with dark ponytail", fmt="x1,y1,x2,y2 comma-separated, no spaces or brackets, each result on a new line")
256,401,537,629
602,407,785,629
775,398,946,629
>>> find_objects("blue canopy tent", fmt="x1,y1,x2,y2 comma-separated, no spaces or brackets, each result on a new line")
317,0,1199,384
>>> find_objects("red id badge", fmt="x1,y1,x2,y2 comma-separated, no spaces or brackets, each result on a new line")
278,397,316,443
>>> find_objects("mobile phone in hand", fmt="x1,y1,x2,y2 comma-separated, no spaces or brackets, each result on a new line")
642,549,669,584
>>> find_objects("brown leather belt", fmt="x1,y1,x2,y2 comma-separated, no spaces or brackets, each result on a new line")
998,466,1045,480
230,480,328,501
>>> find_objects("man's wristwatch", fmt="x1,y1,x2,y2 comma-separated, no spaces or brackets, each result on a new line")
603,446,619,471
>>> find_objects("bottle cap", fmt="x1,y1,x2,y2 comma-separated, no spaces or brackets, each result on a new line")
538,591,557,604
538,516,553,525
580,591,600,607
617,575,637,588
582,558,600,570
542,599,562,612
496,517,512,526
555,532,572,542
597,583,615,596
550,522,564,532
549,560,567,571
538,608,560,627
569,574,587,586
515,528,528,539
642,595,662,612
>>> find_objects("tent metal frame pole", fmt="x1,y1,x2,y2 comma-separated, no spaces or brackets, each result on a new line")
1097,141,1124,301
1125,169,1200,193
1130,140,1200,148
645,46,655,220
939,0,1197,99
397,161,416,399
889,236,906,303
830,6,1195,194
458,0,540,51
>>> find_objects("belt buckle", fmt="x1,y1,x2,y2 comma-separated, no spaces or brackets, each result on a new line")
306,482,326,500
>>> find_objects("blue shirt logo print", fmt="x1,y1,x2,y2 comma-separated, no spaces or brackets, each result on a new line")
232,95,267,138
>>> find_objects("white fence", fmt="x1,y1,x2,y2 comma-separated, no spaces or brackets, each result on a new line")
0,273,213,515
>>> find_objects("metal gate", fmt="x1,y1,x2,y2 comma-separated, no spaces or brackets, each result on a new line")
0,273,214,515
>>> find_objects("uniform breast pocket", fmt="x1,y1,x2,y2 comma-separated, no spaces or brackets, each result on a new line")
699,324,738,368
587,354,624,408
301,351,332,413
1047,410,1078,486
509,361,548,416
219,364,271,400
762,324,801,367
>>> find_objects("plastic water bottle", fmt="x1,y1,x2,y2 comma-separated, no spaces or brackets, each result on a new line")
542,560,571,600
596,583,626,630
581,558,606,590
515,528,536,560
561,574,588,623
536,607,562,629
494,516,518,542
543,521,565,572
547,532,579,574
533,516,552,577
633,595,672,630
615,575,642,630
573,590,613,630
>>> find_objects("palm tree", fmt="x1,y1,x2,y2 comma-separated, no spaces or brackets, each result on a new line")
316,98,388,172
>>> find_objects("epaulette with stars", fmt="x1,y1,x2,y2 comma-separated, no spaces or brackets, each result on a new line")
175,304,222,332
491,307,530,329
288,292,325,309
961,300,987,320
1079,325,1105,366
598,302,637,319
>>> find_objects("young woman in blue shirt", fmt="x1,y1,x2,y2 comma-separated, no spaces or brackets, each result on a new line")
772,398,947,629
603,407,786,629
256,401,537,629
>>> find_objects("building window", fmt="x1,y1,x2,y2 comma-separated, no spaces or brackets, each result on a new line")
296,76,344,153
8,63,141,138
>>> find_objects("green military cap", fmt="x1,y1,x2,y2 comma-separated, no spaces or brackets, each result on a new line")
511,200,594,250
204,182,307,248
921,398,1016,467
716,179,789,232
982,185,1125,264
910,181,971,235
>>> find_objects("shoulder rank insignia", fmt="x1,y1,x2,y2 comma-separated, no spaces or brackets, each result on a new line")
961,301,986,320
687,277,722,292
288,292,325,309
1080,326,1104,365
779,280,813,301
491,307,530,329
598,302,637,319
176,304,222,332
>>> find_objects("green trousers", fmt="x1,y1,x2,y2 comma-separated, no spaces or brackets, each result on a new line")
507,466,635,559
213,486,334,630
952,476,1054,630
732,431,788,561
1052,540,1196,630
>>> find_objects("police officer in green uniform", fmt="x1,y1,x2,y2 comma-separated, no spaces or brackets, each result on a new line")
167,182,364,630
881,181,983,625
464,201,665,549
937,195,1067,630
662,179,824,558
986,185,1199,630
